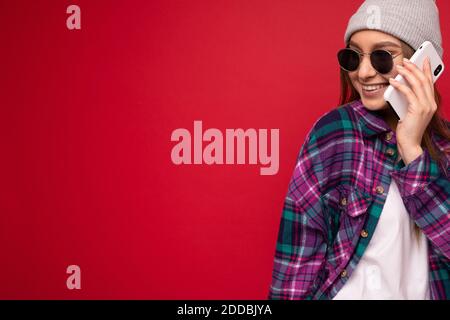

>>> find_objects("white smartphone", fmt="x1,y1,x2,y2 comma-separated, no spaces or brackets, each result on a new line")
383,41,445,120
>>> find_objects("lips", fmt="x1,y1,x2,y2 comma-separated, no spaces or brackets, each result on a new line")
360,83,389,98
362,84,389,91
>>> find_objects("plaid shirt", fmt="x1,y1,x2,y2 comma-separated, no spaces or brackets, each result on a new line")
269,99,450,300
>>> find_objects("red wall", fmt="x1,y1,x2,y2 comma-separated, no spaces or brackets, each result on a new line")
1,0,449,299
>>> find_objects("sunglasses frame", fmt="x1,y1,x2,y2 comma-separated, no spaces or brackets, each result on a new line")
337,47,402,74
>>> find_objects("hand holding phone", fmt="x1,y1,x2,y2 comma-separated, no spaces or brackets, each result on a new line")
383,41,445,120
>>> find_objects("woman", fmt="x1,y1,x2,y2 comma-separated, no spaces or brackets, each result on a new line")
268,0,449,300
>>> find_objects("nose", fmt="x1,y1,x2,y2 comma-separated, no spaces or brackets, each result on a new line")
358,54,377,80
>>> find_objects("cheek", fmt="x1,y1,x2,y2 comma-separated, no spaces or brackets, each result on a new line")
380,73,396,83
386,67,400,79
373,70,397,83
348,72,359,88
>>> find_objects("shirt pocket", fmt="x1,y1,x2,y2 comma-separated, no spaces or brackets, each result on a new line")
321,185,373,218
321,185,373,253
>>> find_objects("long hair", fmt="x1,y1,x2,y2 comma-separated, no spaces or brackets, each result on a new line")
339,40,450,166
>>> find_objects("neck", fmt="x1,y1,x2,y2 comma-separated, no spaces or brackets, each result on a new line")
376,104,398,132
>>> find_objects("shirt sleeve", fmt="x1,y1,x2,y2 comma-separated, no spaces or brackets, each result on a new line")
268,126,328,300
390,148,450,261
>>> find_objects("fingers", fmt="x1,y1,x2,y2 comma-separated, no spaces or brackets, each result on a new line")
425,57,435,97
396,60,429,105
419,56,435,101
401,58,435,107
423,57,434,85
388,77,420,109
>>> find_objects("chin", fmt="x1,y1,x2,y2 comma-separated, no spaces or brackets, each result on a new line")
360,96,389,111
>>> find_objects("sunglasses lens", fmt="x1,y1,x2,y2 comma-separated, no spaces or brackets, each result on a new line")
338,49,359,71
371,50,393,74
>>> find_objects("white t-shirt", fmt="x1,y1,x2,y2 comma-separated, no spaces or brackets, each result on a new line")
333,179,430,300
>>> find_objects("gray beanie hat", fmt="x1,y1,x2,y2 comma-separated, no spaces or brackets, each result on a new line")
344,0,443,58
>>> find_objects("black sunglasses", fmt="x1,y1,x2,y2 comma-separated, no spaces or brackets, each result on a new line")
337,48,402,74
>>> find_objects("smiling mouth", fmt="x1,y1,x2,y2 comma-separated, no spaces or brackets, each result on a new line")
362,83,389,92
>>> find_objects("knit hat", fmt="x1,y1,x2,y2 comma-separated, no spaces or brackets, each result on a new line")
344,0,443,58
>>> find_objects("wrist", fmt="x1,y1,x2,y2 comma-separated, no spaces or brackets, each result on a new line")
398,144,423,165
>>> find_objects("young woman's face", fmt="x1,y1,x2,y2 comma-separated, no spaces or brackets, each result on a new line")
348,30,404,111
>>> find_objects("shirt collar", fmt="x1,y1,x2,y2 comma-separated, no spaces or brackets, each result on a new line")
350,99,392,138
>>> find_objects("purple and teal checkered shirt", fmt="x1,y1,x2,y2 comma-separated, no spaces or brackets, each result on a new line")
269,99,450,300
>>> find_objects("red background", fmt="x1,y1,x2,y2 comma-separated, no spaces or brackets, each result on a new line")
1,0,449,299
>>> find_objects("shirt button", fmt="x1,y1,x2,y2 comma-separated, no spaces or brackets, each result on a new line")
385,132,393,141
360,229,369,238
340,270,348,278
386,148,395,156
340,197,347,206
375,185,384,194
